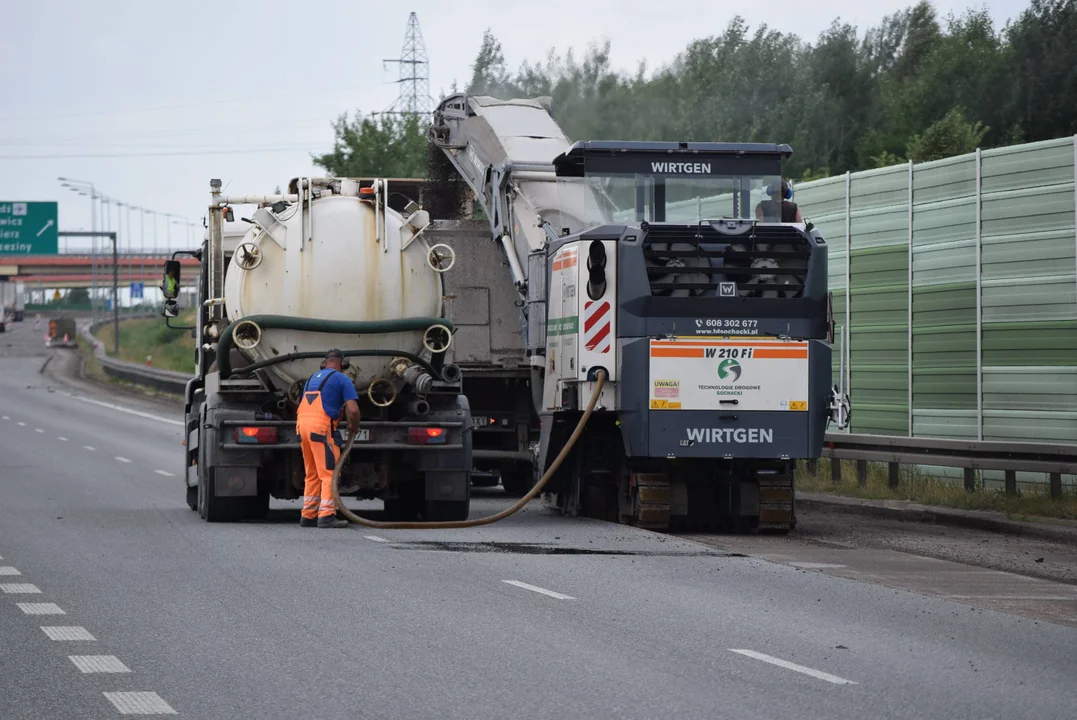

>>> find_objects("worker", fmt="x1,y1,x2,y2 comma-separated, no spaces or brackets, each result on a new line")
755,179,804,223
163,268,179,297
296,349,361,528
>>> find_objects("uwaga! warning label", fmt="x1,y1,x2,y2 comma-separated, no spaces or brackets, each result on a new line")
648,339,809,412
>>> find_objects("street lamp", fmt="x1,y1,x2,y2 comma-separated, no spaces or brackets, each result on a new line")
59,178,99,316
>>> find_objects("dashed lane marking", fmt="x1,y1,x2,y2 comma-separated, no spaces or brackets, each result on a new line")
729,649,857,685
83,446,95,451
16,421,26,427
0,566,22,575
364,535,389,543
502,579,576,600
0,583,41,594
34,428,44,433
103,691,177,715
58,436,69,442
1,415,8,420
788,562,847,569
17,602,65,615
154,470,174,477
53,391,183,427
69,655,131,673
41,626,96,641
115,456,132,463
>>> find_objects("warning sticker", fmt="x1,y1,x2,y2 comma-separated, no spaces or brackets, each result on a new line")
653,379,680,398
649,338,810,412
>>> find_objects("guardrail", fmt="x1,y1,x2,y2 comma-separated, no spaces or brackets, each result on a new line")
82,319,190,396
819,434,1077,499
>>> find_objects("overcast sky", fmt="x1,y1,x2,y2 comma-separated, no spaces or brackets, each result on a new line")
0,0,1025,254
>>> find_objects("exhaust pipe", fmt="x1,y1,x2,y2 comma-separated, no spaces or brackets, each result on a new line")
407,399,431,416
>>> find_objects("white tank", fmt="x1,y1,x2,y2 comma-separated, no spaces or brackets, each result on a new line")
222,180,447,394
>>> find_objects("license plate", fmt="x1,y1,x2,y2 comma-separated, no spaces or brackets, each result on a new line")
354,429,370,442
471,416,488,427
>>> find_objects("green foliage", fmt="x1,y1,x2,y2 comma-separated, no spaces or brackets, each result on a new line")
906,107,990,162
66,288,90,306
313,112,428,178
316,1,1077,183
96,311,197,374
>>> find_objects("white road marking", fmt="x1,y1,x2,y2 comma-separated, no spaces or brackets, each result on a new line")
69,655,131,673
84,446,95,451
502,579,576,600
103,691,177,715
947,595,1077,600
364,535,389,543
789,562,847,569
0,583,41,594
53,391,183,427
57,436,69,442
154,470,174,477
729,649,857,685
34,428,45,433
1,415,8,420
0,566,22,575
17,602,65,615
41,626,96,641
16,421,26,426
115,456,132,463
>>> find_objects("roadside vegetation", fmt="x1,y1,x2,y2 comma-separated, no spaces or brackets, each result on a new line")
94,310,197,374
797,459,1077,522
318,1,1077,182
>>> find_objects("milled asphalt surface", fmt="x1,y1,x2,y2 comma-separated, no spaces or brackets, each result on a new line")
3,317,1077,718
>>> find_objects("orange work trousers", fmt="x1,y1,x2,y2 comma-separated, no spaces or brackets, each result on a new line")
296,386,341,521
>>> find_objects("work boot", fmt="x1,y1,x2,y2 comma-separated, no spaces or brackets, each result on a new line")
317,516,348,529
300,517,317,528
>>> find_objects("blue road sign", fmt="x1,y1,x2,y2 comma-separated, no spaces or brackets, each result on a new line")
130,282,144,299
0,202,59,255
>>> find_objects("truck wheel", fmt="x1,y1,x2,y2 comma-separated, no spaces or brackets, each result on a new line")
500,462,536,497
424,500,469,522
201,468,243,523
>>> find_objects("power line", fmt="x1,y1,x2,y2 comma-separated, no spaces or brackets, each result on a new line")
379,12,434,118
0,81,395,123
1,146,324,160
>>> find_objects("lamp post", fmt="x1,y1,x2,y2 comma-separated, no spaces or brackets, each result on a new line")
58,178,98,315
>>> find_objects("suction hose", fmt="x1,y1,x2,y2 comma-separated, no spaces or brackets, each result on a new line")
331,370,606,529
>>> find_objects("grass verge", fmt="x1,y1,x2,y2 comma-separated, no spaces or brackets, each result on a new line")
94,311,196,374
797,458,1077,522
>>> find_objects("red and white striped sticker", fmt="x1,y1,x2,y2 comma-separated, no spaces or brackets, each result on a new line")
583,300,611,353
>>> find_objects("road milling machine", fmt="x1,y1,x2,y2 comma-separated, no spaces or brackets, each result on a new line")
428,94,850,532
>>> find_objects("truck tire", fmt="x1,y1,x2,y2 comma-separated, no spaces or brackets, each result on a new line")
200,469,245,523
499,461,535,497
424,500,469,522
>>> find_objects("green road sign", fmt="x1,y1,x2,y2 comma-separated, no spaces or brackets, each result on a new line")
0,201,58,255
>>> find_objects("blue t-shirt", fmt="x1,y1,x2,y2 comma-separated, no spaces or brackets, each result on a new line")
304,369,358,420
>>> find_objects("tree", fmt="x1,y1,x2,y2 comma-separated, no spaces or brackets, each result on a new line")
66,288,89,306
313,112,427,178
906,107,989,162
1007,0,1077,142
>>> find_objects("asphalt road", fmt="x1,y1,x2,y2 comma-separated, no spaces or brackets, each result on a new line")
3,318,1077,719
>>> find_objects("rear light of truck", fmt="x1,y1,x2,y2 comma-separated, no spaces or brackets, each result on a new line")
236,427,279,444
407,427,447,445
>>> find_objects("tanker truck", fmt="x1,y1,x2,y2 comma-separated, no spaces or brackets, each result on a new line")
161,177,473,523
